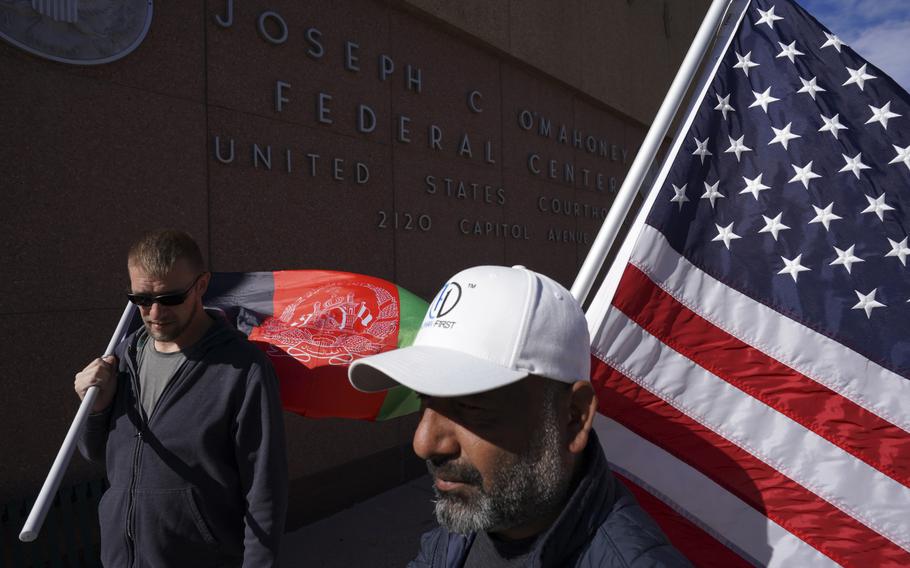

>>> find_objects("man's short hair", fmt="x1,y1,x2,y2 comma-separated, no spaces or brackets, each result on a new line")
128,229,205,278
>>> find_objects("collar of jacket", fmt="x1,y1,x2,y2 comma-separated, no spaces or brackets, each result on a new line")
443,430,616,567
529,429,615,567
120,308,241,373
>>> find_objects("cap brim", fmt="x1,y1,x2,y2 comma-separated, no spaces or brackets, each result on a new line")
348,345,529,397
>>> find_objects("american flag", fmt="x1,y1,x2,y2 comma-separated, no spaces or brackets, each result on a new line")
585,0,910,565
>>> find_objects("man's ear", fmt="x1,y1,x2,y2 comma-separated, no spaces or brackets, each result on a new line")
566,381,598,455
198,271,211,296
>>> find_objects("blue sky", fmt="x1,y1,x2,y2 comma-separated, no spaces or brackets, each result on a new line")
799,0,910,91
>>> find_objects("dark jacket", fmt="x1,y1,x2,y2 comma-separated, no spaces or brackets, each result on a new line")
409,432,691,567
78,316,288,567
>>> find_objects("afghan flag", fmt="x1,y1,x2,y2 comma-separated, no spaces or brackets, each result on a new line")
203,271,427,421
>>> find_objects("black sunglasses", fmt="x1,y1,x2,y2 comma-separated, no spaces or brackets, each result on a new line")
127,273,205,307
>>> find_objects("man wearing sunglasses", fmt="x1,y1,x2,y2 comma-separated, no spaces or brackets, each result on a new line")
74,229,287,567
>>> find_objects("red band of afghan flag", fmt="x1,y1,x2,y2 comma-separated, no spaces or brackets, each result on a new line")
204,270,427,421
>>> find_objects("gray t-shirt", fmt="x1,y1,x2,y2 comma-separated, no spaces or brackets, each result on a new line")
463,530,538,568
138,338,186,418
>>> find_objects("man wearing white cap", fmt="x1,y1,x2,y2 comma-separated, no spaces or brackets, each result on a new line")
349,265,690,567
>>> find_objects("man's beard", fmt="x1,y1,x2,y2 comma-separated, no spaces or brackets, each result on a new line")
143,311,192,342
428,398,571,535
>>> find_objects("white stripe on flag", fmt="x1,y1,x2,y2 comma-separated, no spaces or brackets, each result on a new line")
597,308,910,551
594,414,836,567
617,224,910,434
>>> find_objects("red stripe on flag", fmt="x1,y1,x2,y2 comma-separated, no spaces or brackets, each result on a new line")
246,270,406,420
257,345,387,419
591,356,910,567
613,264,910,488
614,471,752,568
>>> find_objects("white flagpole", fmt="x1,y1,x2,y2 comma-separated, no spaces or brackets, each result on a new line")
570,0,736,304
19,302,137,542
584,0,750,336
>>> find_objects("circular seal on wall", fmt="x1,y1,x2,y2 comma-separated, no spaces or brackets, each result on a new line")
0,0,153,65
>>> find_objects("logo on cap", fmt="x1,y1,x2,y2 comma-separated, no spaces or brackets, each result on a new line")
427,282,461,319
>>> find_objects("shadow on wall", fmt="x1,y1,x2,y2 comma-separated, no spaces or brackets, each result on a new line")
2,478,106,568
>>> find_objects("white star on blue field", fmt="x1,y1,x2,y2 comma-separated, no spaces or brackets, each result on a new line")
799,0,910,91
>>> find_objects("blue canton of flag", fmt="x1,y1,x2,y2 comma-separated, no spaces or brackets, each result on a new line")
649,0,910,377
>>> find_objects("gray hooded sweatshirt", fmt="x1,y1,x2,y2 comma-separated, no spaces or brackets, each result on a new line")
79,316,288,567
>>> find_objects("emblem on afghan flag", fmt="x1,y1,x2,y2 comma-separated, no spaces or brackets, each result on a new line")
203,270,427,421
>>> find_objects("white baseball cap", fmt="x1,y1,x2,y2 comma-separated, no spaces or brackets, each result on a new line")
348,265,590,397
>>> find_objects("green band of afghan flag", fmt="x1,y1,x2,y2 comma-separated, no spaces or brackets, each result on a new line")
204,270,426,421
